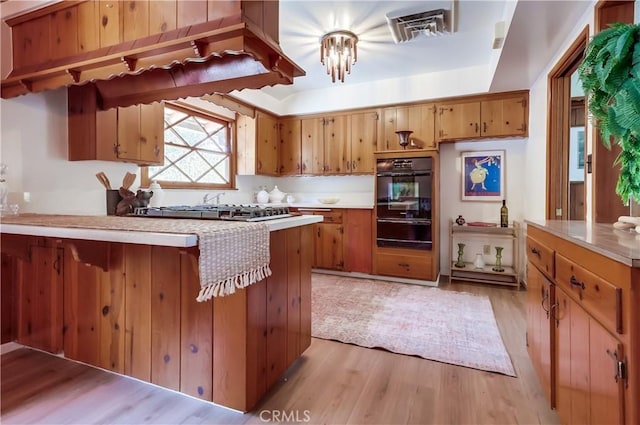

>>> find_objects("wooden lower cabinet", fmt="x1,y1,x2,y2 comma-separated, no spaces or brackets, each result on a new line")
1,227,313,412
526,225,637,425
297,208,373,274
374,248,433,280
526,263,554,404
555,285,625,425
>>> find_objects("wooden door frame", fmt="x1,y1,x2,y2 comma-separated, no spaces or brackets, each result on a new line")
546,26,589,220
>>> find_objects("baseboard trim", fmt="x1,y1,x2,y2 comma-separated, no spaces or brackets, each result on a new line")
312,269,440,287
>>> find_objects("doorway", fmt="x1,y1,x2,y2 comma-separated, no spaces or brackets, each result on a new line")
546,27,588,220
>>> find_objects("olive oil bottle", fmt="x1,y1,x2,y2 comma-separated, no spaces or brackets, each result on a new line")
500,199,509,227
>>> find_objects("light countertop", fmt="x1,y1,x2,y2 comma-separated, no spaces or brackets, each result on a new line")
0,214,323,248
525,220,640,268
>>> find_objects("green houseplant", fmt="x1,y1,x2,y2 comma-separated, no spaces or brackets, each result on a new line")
578,23,640,204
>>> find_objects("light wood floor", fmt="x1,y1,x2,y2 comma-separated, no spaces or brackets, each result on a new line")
1,275,559,425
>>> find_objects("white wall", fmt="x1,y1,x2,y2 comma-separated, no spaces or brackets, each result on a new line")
524,5,594,222
438,139,527,274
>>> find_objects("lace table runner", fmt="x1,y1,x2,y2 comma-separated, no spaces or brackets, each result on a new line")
0,214,271,301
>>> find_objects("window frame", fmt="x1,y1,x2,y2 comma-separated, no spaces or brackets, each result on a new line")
141,101,236,190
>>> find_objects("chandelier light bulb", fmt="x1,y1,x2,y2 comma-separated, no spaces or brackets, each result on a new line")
320,30,358,83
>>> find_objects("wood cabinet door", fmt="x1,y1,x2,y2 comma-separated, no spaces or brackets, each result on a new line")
18,245,63,354
380,107,397,151
344,210,372,273
323,116,350,174
279,119,302,175
139,102,164,165
407,104,436,149
256,113,279,175
236,115,256,175
117,105,142,161
436,102,480,141
314,223,344,270
481,97,527,137
526,264,553,404
589,321,624,425
555,287,590,424
301,118,324,174
350,112,377,174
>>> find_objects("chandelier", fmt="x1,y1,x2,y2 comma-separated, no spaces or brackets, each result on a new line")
320,30,358,83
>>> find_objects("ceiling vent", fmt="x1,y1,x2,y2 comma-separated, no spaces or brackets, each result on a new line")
386,8,453,43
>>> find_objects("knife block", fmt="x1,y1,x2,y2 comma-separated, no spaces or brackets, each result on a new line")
106,190,122,216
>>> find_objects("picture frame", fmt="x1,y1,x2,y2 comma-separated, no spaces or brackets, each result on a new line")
461,150,505,201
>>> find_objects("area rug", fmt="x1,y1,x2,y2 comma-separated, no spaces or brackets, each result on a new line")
311,275,516,376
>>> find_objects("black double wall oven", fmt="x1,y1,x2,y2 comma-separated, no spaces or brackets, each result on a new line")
376,156,433,250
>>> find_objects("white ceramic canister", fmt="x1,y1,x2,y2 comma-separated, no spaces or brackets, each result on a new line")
269,185,286,203
148,180,164,207
257,188,270,204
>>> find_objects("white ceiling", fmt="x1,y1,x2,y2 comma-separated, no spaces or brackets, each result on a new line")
261,0,506,99
260,0,593,101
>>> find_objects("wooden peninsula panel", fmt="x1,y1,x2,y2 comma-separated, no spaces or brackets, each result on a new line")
0,226,313,413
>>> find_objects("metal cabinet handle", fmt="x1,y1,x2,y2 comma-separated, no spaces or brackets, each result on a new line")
483,122,487,133
550,303,559,327
398,262,410,268
530,247,541,256
570,275,585,289
541,287,550,317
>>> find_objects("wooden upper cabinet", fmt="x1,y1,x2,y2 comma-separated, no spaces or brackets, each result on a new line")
402,104,436,149
323,116,350,174
349,111,378,174
279,118,302,175
236,112,279,176
436,101,481,141
256,112,279,175
437,91,529,142
116,103,164,164
481,96,528,137
380,107,398,151
301,118,325,175
380,104,435,151
68,85,164,165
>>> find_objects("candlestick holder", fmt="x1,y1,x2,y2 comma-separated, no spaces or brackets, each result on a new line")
492,246,505,272
454,243,466,268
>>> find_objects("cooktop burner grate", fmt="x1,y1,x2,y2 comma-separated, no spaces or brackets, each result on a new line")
132,204,292,222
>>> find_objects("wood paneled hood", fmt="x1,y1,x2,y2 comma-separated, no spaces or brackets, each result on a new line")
1,0,304,109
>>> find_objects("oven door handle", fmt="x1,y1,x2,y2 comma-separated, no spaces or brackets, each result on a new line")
376,171,431,177
377,218,432,225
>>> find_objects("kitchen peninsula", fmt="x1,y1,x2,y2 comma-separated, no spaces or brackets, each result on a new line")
0,213,322,412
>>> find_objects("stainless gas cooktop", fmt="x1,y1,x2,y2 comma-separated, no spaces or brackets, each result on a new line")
133,204,292,222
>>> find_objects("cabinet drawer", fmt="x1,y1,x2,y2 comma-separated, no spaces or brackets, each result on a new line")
298,209,343,223
375,252,432,280
526,236,555,279
556,254,622,335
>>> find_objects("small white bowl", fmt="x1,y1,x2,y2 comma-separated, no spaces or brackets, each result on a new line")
318,197,340,204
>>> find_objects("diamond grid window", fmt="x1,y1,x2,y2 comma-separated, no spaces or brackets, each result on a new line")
146,103,233,189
